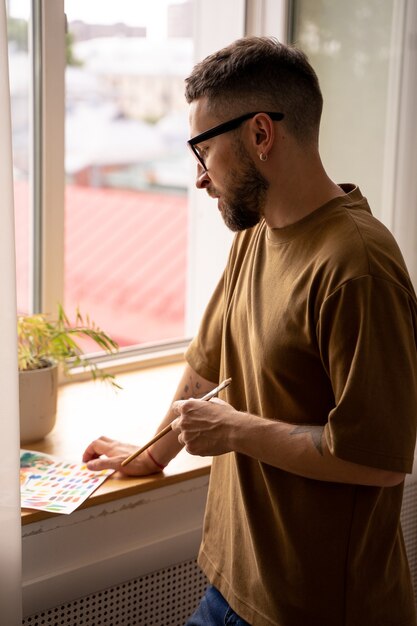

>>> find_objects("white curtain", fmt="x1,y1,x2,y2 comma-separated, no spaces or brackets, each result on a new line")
0,0,23,623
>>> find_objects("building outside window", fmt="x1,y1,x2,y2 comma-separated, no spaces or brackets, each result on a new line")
7,0,417,358
9,0,195,351
64,0,194,349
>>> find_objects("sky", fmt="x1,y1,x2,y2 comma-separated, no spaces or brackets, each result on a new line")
9,0,188,39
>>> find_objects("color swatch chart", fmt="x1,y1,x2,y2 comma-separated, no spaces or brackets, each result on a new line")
20,450,114,514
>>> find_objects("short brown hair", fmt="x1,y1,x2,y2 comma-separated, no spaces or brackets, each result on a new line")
185,36,323,144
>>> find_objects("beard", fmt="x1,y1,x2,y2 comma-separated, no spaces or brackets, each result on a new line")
209,139,269,232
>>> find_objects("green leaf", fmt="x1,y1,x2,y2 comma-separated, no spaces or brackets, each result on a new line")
17,304,120,389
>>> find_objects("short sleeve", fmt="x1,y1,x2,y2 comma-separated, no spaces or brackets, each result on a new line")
319,275,417,473
185,271,225,383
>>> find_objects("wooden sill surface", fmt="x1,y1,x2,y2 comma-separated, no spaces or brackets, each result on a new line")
21,361,211,525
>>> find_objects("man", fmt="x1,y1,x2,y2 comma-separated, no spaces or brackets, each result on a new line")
83,37,417,625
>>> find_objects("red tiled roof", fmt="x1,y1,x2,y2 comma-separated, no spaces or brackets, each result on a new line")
14,181,187,347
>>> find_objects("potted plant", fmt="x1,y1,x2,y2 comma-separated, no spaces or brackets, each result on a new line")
18,304,119,444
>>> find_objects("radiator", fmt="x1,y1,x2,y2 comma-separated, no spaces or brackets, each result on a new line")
22,558,208,626
401,473,417,604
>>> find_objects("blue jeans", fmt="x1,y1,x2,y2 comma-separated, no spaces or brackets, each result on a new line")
185,586,251,625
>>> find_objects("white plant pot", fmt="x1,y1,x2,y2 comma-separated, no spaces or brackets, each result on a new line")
19,363,58,444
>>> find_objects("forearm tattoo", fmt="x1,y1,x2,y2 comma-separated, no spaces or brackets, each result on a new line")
290,425,325,456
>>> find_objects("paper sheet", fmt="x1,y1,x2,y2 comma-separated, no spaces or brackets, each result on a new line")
20,449,114,514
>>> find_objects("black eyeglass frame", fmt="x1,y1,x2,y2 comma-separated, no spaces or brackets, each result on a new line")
187,111,284,171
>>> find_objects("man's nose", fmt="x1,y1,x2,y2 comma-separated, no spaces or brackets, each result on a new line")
195,163,210,189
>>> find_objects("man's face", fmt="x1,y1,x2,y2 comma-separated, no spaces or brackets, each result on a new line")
189,99,269,232
213,135,268,232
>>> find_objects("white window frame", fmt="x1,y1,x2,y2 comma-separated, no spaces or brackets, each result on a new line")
381,0,417,286
36,1,417,367
35,0,289,371
185,0,246,335
36,0,251,369
30,0,65,314
245,0,289,41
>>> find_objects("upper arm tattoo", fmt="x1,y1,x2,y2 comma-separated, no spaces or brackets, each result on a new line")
181,377,210,400
290,425,325,456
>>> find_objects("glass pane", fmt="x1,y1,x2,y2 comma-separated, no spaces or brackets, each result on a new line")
292,0,395,219
7,0,30,314
64,0,194,349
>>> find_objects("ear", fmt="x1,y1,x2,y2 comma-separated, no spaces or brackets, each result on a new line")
248,113,275,159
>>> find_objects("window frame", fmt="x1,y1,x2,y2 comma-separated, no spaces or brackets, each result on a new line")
34,0,417,378
35,0,255,379
30,0,65,314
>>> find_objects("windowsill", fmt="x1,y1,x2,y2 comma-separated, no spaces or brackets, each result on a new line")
21,360,211,525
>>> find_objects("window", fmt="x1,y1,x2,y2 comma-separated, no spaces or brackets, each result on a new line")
64,0,194,349
13,0,416,363
9,0,246,364
291,0,417,285
292,0,395,219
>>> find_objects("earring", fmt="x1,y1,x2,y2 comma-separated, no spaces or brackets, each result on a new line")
259,153,268,162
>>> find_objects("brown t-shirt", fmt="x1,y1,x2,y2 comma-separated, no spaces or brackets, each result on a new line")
186,185,417,626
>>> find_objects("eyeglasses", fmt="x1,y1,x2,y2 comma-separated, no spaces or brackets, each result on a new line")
187,111,284,171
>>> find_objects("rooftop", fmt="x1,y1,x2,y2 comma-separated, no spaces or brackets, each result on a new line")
14,181,188,347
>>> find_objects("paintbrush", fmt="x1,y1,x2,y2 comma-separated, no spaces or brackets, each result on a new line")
120,377,232,468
